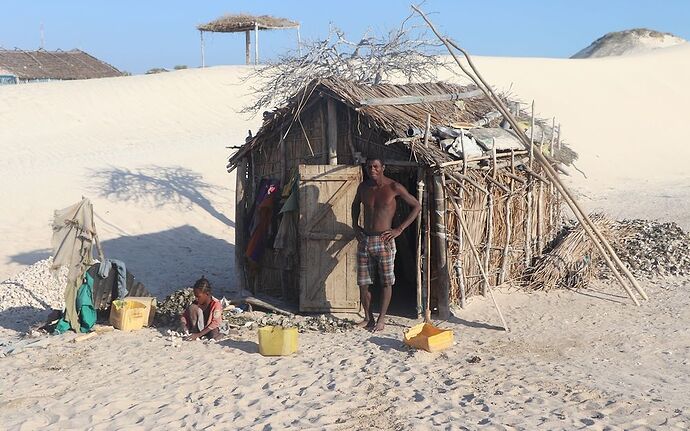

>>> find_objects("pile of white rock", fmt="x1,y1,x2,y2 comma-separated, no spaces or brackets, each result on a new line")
0,258,67,313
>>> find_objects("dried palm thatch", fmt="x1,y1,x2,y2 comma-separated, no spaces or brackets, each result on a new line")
197,14,299,33
526,213,615,291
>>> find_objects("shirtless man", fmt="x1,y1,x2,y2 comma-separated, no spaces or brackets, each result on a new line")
351,158,421,332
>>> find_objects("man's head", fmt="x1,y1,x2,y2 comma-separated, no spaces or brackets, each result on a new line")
365,158,385,181
192,276,212,306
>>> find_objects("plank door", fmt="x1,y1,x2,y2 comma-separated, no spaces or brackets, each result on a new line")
299,165,361,312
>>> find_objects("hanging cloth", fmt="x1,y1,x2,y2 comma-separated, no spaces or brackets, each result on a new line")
54,271,97,334
51,198,96,331
245,180,280,264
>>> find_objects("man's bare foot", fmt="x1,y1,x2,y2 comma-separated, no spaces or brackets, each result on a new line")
357,317,375,328
371,321,385,332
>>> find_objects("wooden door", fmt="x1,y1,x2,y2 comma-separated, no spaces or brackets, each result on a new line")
299,165,361,312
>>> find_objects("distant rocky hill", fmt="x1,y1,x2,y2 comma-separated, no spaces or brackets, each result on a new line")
571,28,687,58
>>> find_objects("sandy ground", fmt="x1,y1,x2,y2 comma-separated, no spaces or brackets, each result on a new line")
1,44,690,429
1,278,688,430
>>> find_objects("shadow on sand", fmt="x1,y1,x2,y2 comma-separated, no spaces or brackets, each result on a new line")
0,305,54,332
445,315,506,331
9,225,235,298
89,165,234,228
218,338,259,354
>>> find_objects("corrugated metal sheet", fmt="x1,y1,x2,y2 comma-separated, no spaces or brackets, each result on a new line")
86,264,152,310
469,128,524,151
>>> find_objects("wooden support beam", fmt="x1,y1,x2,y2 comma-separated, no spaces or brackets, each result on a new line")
200,31,205,68
434,174,451,319
235,158,248,296
359,89,484,106
254,24,259,64
416,173,424,318
245,31,251,65
326,98,338,165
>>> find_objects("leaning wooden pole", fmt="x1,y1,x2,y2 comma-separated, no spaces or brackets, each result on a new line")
412,4,646,305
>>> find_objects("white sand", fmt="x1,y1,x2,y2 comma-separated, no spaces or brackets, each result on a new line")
1,45,690,429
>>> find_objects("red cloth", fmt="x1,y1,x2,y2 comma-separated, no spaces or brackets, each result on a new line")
181,296,223,332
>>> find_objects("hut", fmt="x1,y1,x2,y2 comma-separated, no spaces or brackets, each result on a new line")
197,14,300,66
226,78,561,318
0,48,123,84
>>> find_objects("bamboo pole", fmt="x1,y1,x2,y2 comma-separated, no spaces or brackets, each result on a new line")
499,150,515,285
425,175,432,322
411,5,647,304
449,196,509,331
524,101,535,267
459,138,468,307
416,176,425,318
483,147,497,295
435,175,451,319
537,140,545,255
549,117,557,239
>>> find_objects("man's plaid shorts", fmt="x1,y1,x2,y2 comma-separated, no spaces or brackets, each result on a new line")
357,234,396,287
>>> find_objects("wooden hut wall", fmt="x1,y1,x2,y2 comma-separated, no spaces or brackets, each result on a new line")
244,101,328,299
446,163,558,302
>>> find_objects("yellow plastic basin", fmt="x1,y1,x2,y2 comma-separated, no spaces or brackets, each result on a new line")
403,322,454,352
258,326,298,356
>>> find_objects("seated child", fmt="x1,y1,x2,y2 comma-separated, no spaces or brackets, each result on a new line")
180,276,222,340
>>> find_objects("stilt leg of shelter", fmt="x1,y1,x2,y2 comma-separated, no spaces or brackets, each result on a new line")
200,31,205,68
254,23,259,64
245,31,251,65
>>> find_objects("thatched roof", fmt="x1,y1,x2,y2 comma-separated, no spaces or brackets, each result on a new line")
197,14,299,33
227,77,500,169
0,48,123,80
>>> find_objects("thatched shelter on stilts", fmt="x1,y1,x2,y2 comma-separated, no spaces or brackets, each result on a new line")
227,77,563,318
197,14,300,66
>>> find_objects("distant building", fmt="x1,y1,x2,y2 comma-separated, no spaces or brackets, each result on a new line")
0,48,123,84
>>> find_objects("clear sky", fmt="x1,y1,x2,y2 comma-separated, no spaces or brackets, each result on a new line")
1,1,688,74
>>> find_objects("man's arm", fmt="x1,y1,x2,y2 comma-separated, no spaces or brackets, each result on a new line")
351,184,364,241
382,182,422,241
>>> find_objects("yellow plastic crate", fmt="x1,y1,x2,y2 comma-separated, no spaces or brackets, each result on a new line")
109,299,148,331
403,322,454,352
123,296,156,327
258,326,298,356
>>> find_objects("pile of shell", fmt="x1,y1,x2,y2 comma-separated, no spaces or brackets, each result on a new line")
155,289,355,333
613,220,690,277
222,312,355,333
154,288,195,327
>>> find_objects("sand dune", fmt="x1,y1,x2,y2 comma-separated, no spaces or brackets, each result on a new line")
1,43,690,429
440,44,690,228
